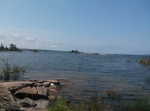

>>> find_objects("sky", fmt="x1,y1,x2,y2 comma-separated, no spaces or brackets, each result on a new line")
0,0,150,55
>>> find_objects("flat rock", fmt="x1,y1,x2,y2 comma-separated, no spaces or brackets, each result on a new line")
43,80,60,85
15,87,37,95
43,82,50,87
0,79,63,110
34,83,43,87
37,86,47,96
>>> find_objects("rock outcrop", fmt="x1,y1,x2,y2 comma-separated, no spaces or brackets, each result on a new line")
0,79,61,111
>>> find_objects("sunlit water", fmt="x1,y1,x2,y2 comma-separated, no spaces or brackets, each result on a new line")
0,51,150,101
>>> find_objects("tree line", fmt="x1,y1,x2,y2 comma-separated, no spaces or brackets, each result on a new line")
0,43,20,51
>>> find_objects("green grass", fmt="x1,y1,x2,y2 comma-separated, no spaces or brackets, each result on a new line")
121,99,150,111
47,96,150,111
48,97,70,111
47,96,113,111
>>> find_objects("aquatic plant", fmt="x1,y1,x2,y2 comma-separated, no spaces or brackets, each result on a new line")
1,58,26,81
139,59,150,65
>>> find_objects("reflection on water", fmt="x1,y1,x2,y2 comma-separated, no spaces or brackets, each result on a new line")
0,51,150,100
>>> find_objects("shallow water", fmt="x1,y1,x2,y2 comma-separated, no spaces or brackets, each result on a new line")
0,51,150,100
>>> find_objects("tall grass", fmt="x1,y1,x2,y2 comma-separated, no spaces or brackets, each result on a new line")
48,97,70,111
47,96,150,111
120,99,150,111
0,58,26,81
47,96,113,111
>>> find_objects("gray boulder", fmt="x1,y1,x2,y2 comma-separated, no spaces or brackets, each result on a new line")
21,97,37,107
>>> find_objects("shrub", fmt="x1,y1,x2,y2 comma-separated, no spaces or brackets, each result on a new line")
1,59,26,81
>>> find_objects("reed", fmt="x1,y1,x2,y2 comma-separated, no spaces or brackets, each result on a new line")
0,58,26,81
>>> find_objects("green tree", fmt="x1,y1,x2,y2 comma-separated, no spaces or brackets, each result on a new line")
0,43,5,50
5,46,8,51
9,43,18,51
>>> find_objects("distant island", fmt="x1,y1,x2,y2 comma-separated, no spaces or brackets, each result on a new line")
69,50,81,53
69,50,106,56
0,43,21,51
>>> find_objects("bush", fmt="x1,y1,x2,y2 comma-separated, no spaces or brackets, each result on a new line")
1,59,26,81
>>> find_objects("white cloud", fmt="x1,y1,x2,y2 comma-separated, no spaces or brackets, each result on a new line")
51,45,57,48
26,36,36,42
0,29,38,48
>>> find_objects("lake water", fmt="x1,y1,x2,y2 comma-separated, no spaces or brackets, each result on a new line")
0,51,150,101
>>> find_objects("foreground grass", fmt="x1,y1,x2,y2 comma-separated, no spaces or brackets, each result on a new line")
121,99,150,111
48,97,150,111
48,97,112,111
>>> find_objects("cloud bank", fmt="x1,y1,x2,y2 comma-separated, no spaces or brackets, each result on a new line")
0,29,148,55
0,29,73,51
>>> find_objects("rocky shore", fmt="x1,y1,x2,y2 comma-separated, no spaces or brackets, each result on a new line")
0,80,62,111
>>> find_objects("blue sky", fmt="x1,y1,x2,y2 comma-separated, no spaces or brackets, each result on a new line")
0,0,150,54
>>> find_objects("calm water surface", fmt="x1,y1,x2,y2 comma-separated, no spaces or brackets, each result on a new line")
0,51,150,100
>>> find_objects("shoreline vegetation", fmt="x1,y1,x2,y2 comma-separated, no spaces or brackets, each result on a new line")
0,59,26,81
0,43,21,52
